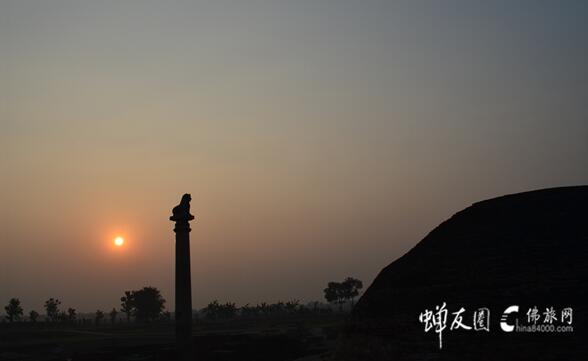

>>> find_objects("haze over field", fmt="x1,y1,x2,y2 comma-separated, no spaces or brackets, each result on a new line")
1,1,587,312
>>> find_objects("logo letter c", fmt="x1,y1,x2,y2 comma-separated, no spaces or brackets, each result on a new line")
500,305,519,332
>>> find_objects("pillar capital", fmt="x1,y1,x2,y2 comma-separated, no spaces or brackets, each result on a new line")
173,220,192,233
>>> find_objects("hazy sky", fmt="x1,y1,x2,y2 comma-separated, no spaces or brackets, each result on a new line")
1,1,587,313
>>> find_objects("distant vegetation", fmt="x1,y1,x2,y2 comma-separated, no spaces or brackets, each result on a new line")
323,277,363,311
44,298,61,322
95,310,105,324
1,287,169,325
130,287,166,322
28,310,39,323
200,299,332,320
109,308,118,324
120,291,134,322
4,298,23,322
2,278,363,324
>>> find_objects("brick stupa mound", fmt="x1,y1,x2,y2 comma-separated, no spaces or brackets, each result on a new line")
339,186,587,361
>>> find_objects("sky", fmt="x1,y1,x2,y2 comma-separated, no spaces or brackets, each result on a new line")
1,0,587,313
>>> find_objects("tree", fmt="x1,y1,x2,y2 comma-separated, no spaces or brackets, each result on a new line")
132,287,166,322
95,310,105,325
29,310,39,323
109,308,118,325
120,291,134,323
341,277,363,307
323,277,363,312
44,298,61,322
324,282,345,311
4,298,23,322
67,308,77,322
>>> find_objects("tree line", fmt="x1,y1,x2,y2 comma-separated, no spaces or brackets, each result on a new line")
3,277,362,323
3,286,166,324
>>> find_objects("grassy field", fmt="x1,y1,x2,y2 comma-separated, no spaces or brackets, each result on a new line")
0,314,345,361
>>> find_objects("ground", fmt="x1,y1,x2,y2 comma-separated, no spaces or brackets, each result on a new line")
0,314,344,361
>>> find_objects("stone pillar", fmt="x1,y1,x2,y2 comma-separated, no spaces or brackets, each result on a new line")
170,194,195,360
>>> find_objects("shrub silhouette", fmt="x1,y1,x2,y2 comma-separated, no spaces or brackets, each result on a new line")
109,308,118,325
202,300,237,320
44,298,61,322
67,308,77,323
29,310,39,323
95,310,105,325
4,298,23,322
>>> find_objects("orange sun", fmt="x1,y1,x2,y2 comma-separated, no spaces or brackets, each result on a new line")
114,236,124,247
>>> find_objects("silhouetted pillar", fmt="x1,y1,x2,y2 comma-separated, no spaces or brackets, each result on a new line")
170,194,195,361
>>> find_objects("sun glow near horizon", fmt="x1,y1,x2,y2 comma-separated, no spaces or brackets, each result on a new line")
114,236,124,247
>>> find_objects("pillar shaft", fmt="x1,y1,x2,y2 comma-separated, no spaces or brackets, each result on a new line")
174,221,192,351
